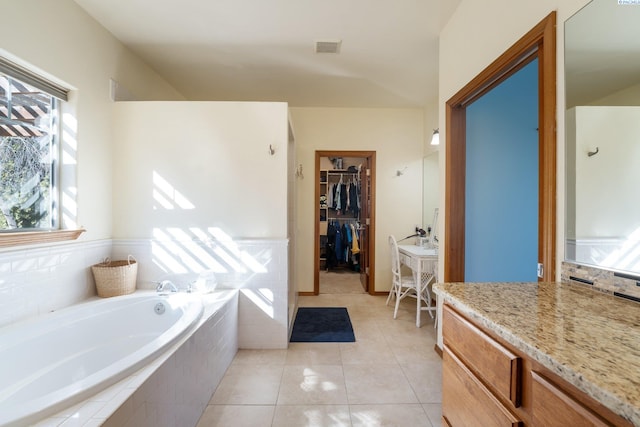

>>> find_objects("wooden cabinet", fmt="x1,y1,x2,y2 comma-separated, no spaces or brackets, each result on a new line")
443,305,522,427
531,371,612,427
442,304,632,427
443,305,521,407
443,346,523,427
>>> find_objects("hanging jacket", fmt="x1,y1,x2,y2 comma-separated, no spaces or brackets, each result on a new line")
335,223,344,262
339,183,348,214
349,182,359,217
351,224,360,255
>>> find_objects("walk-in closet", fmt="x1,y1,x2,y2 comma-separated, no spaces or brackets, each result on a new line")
315,151,375,295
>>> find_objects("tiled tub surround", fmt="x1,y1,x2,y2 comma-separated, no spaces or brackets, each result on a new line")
0,240,111,328
112,238,290,349
0,238,290,349
0,237,289,426
435,281,640,426
40,290,239,427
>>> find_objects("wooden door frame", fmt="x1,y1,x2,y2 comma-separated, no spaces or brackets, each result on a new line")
314,150,377,295
444,12,557,282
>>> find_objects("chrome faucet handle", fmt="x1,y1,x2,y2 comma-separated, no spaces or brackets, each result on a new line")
155,280,178,293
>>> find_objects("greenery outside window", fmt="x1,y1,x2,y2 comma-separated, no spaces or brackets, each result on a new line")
0,73,57,230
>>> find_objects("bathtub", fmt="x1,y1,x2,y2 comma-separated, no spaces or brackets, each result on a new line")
0,292,203,427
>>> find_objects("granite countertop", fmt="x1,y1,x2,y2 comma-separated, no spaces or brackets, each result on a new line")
434,281,640,426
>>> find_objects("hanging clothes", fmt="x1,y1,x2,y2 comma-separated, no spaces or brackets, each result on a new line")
327,184,334,209
326,221,338,269
339,182,348,214
349,182,359,217
350,223,360,255
344,223,352,263
334,222,344,262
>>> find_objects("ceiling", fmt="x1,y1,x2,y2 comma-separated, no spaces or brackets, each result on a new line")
73,0,461,108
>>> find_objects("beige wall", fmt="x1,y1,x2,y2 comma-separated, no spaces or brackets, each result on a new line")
438,0,591,280
0,0,184,241
290,107,424,293
112,102,290,239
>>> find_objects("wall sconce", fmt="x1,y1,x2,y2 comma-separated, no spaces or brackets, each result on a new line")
430,129,440,146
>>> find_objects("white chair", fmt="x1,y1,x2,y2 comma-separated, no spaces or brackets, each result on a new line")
387,235,419,319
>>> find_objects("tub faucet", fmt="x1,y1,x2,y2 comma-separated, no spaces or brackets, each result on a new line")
156,280,178,294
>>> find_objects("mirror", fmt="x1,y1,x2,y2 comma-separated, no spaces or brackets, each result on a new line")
565,0,640,274
423,150,439,237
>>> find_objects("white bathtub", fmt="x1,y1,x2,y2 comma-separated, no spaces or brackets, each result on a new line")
0,292,203,427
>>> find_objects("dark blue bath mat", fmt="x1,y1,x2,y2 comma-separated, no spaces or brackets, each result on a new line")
290,307,355,342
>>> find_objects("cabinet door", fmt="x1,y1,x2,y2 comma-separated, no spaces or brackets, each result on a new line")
443,346,523,427
531,371,612,427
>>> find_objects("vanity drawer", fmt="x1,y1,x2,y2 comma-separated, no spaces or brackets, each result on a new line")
443,346,523,427
531,371,613,427
443,305,521,406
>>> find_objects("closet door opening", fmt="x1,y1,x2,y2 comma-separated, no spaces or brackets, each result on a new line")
315,151,376,295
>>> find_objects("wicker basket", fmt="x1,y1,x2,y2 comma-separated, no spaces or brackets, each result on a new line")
91,255,138,297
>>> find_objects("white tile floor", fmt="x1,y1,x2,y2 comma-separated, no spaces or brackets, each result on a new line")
196,286,442,427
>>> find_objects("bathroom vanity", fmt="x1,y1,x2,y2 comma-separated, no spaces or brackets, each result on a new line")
435,281,640,427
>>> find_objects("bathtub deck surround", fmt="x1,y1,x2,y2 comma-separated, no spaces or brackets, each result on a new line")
0,236,289,426
38,290,238,427
0,292,203,426
435,281,640,426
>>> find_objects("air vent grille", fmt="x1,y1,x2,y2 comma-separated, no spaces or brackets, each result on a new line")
315,40,342,54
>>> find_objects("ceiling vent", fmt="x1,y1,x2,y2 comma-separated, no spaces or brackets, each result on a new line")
315,40,342,54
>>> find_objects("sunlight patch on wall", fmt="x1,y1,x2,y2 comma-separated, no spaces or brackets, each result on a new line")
241,288,274,318
602,226,640,272
61,113,77,165
151,227,276,319
151,227,270,276
61,187,77,229
207,227,269,274
152,171,195,210
60,113,77,229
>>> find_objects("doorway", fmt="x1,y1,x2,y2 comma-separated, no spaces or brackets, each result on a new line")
314,151,376,295
465,58,539,281
444,12,556,282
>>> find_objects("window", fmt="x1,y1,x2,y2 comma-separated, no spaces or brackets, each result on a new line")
0,72,58,231
0,55,74,235
0,58,82,246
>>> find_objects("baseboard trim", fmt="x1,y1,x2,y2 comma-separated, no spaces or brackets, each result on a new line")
434,344,443,358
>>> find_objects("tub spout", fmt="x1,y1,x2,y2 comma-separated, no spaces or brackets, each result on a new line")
156,280,178,294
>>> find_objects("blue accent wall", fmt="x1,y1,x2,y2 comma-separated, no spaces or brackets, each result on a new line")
465,59,539,281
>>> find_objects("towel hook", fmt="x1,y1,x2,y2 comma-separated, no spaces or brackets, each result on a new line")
268,144,275,155
588,147,599,157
